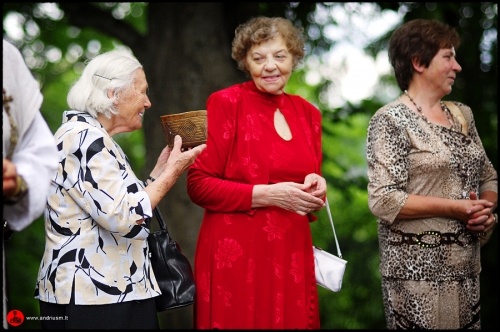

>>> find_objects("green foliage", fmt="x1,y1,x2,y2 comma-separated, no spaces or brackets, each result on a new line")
289,70,386,327
113,130,146,173
4,216,45,329
38,71,75,132
316,111,385,329
3,2,497,330
92,2,148,34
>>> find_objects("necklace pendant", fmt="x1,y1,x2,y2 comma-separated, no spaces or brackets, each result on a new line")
462,190,469,199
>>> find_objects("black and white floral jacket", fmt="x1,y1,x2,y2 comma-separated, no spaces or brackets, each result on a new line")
35,110,160,304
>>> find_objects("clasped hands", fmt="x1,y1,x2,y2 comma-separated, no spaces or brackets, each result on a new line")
462,191,497,235
274,173,327,216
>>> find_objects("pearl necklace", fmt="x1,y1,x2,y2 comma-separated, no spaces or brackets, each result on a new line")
404,90,456,131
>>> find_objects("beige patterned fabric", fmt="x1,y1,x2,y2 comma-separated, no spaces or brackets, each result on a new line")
381,276,481,329
367,99,497,329
35,111,160,305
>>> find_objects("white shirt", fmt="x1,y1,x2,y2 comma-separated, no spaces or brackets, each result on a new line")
3,39,59,231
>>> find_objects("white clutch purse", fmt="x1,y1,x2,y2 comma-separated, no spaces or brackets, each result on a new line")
313,198,347,292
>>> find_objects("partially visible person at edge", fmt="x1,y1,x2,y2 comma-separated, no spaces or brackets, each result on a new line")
187,16,327,329
3,39,59,329
366,19,498,330
33,49,206,329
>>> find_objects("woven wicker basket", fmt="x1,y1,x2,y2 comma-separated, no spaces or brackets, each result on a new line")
160,110,207,149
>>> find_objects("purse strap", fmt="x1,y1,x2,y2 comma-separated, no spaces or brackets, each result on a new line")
153,206,169,233
325,198,342,259
143,179,169,234
443,101,468,135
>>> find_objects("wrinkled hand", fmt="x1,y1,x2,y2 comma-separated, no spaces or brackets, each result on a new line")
270,182,325,216
3,158,18,197
163,135,206,179
150,145,172,179
303,173,327,200
466,191,496,234
143,136,206,211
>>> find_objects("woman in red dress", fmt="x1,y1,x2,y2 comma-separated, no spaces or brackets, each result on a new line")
187,16,326,329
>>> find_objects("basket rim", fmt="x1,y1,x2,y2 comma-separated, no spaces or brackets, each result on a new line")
160,110,206,120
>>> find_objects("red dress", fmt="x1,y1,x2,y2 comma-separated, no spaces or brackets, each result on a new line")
187,81,322,329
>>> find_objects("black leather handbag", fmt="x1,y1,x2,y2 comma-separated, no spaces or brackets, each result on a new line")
148,207,195,311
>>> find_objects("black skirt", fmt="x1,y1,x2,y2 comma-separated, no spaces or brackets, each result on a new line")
39,285,159,330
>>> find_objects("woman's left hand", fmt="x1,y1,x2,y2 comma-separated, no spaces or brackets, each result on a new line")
303,173,327,200
466,191,497,234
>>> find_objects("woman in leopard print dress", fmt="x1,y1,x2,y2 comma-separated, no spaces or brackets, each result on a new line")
366,19,497,329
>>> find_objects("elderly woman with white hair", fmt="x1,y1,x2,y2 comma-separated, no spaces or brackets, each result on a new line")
34,49,206,329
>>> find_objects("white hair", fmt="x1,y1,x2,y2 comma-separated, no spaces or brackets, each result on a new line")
67,49,143,119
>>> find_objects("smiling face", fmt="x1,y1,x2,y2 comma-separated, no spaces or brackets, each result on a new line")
424,47,462,96
113,68,151,133
245,35,293,95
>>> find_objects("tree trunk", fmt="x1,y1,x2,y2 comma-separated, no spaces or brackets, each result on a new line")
136,3,245,328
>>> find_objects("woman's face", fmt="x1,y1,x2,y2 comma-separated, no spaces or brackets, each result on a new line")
424,47,462,96
245,35,293,95
113,69,151,133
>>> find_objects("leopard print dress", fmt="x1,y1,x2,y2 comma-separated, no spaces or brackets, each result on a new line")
366,99,497,329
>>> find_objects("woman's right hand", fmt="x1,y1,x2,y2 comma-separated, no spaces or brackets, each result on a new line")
162,135,206,180
452,195,493,225
145,135,206,209
149,145,172,180
396,194,495,226
3,158,18,197
464,191,496,234
252,182,325,216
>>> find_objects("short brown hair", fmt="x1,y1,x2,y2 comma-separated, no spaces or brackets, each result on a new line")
231,16,305,76
388,19,461,91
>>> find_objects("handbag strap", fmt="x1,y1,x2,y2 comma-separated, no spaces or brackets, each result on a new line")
142,176,168,234
325,198,342,259
153,206,168,233
143,179,169,233
443,101,468,135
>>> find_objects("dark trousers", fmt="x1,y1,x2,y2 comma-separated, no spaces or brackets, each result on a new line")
39,284,159,329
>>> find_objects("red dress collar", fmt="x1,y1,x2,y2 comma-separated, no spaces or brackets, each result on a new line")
243,80,286,109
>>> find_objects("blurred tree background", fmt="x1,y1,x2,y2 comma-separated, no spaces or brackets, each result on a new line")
3,2,497,329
